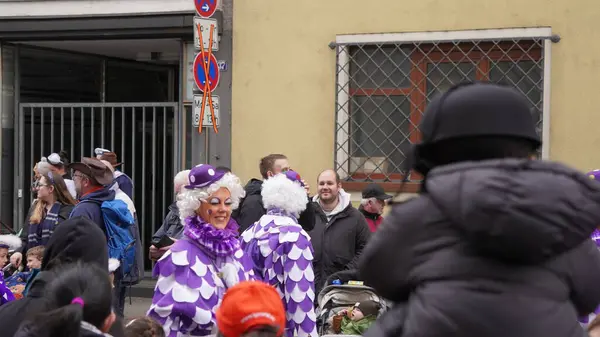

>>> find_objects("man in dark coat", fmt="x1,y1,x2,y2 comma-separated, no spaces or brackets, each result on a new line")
233,154,316,233
149,169,191,260
69,157,116,232
0,217,125,337
359,82,600,337
309,169,371,296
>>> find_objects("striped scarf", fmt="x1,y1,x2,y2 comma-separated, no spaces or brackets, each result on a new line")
27,202,61,249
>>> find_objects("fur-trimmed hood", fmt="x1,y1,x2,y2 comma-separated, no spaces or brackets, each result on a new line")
261,173,308,217
0,235,22,251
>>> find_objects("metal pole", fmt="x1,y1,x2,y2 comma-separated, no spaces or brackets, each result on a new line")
14,46,22,228
151,107,157,248
141,107,146,257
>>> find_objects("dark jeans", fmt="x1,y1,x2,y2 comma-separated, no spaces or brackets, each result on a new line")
112,268,127,317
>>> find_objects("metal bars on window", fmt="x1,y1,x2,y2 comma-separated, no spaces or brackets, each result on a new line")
17,102,179,270
333,28,554,183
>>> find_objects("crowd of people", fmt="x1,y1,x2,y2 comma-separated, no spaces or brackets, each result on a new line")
0,82,599,337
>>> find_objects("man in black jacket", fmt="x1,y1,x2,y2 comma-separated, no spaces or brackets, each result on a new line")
309,169,371,296
359,82,600,337
233,154,316,233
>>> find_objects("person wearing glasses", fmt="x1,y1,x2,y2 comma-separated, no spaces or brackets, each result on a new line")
46,151,76,199
10,171,77,268
31,159,53,198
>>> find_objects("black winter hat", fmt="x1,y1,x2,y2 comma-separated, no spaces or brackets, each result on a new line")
418,82,541,147
42,216,108,271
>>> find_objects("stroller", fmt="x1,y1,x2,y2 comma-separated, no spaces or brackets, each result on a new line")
317,270,390,336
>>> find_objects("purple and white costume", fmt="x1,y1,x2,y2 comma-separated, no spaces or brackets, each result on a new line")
147,164,252,337
0,234,21,306
148,217,254,337
0,273,14,306
241,171,317,337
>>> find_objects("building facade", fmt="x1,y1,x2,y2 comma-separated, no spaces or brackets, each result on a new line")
0,0,234,269
231,0,600,201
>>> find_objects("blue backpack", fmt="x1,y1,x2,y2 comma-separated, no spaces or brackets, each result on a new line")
100,199,136,276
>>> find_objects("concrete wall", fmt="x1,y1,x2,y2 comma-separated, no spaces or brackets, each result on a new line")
231,0,600,193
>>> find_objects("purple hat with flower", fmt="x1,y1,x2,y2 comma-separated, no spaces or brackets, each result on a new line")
284,170,305,187
185,164,225,189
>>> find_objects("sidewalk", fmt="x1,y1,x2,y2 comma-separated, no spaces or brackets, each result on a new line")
124,297,153,321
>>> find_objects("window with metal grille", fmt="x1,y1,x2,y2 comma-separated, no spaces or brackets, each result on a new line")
334,28,553,190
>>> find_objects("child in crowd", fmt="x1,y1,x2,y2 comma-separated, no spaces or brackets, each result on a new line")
0,234,21,269
125,317,165,337
216,281,286,337
6,246,44,297
0,234,22,306
25,246,43,270
14,262,116,337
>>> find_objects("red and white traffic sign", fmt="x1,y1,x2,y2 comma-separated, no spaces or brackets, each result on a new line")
195,0,218,18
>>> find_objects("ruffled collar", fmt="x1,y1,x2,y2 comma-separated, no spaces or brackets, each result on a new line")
183,216,240,257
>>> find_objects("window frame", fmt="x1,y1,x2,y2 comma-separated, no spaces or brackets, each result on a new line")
335,27,553,192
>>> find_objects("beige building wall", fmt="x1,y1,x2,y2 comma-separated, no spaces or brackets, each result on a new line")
232,0,600,193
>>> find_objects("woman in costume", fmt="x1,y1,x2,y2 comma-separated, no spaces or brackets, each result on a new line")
0,234,22,306
241,170,317,337
147,164,254,337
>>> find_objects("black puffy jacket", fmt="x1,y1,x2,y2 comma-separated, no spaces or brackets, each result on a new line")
360,159,600,337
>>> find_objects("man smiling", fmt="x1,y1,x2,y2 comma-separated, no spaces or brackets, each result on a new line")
309,169,371,296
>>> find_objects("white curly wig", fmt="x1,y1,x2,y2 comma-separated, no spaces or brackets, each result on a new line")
174,169,191,194
261,173,308,216
177,172,246,221
36,159,53,176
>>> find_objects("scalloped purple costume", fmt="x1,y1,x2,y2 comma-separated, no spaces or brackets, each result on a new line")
147,216,254,337
241,210,317,337
0,273,14,306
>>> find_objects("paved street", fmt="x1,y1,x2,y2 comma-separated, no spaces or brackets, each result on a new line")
124,297,153,322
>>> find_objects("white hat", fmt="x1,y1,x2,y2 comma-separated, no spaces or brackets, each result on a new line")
94,148,111,158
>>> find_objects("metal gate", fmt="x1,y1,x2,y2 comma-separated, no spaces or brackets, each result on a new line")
16,102,180,270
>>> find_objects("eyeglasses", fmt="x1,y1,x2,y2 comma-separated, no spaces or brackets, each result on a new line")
32,180,49,189
72,173,88,181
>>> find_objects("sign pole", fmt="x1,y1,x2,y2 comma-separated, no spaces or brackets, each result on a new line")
193,0,220,134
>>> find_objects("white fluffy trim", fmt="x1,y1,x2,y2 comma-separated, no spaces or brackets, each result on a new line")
108,258,121,273
0,235,22,250
261,174,308,216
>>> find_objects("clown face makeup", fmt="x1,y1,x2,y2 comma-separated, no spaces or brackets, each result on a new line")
197,187,233,229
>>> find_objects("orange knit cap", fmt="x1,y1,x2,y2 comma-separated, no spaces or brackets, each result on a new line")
216,281,286,337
